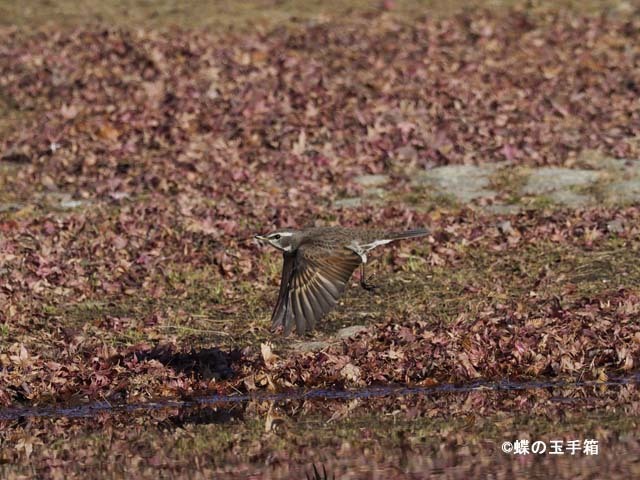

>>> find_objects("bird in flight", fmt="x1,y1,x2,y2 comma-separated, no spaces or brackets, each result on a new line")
255,226,429,335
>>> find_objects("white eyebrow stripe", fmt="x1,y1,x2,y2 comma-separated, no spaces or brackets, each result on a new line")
271,231,294,238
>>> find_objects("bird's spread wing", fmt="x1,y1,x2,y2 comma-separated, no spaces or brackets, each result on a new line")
271,246,361,335
270,251,296,332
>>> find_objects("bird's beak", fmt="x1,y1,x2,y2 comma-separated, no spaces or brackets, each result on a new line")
254,234,267,243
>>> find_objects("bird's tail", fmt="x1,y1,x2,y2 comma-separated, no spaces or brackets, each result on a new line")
384,228,430,240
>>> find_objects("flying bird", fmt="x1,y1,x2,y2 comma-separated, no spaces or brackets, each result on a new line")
255,226,429,335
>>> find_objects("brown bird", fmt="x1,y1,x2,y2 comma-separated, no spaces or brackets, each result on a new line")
255,226,429,335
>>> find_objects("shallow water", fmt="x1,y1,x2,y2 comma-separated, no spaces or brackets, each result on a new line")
2,373,639,421
2,373,640,479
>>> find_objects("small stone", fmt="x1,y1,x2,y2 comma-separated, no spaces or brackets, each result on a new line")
334,197,362,209
292,341,331,353
606,218,625,233
59,199,86,210
336,325,368,339
522,168,600,195
413,165,498,203
497,220,514,235
483,204,522,215
363,187,386,198
612,1,634,14
587,158,640,174
0,203,24,213
606,179,640,203
354,174,390,188
577,149,621,170
548,190,593,207
109,191,130,201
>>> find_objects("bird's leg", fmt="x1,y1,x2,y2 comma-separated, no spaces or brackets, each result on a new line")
359,263,377,292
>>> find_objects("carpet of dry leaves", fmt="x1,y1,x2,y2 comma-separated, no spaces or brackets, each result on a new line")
1,4,640,478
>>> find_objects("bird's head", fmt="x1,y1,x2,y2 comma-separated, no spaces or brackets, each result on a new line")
255,229,298,252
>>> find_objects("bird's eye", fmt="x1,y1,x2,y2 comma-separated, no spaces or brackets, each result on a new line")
273,234,281,240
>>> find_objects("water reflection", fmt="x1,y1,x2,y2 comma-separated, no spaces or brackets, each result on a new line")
2,372,639,421
1,375,639,479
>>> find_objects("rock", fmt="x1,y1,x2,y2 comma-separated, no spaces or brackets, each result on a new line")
612,1,635,14
413,165,498,203
336,325,368,339
42,192,89,210
292,341,331,352
548,190,593,207
577,149,622,170
606,179,640,203
334,197,363,208
522,168,600,195
59,199,87,210
354,174,390,188
363,187,386,198
606,218,625,233
582,157,640,175
0,202,25,213
497,220,514,235
483,204,522,215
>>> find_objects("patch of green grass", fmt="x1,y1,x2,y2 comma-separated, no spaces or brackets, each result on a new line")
325,238,639,333
0,87,29,138
39,234,640,353
59,299,150,325
163,265,226,305
523,194,556,209
561,242,640,297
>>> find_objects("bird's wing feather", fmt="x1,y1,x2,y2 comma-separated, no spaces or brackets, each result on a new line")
270,252,296,332
271,246,361,335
